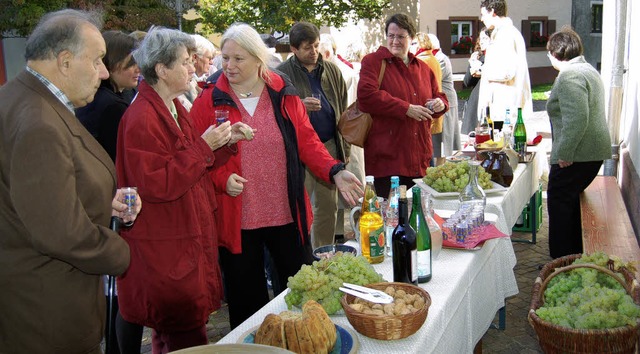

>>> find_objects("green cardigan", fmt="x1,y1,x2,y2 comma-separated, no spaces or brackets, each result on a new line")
546,56,611,164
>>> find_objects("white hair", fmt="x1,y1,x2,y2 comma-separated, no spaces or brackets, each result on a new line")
221,23,271,82
191,34,215,57
427,33,441,50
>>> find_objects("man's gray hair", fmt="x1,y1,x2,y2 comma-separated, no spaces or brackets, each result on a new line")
133,27,196,86
25,9,103,61
221,23,271,83
191,34,215,58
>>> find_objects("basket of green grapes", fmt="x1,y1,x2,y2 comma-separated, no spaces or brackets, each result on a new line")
422,161,493,193
528,252,640,353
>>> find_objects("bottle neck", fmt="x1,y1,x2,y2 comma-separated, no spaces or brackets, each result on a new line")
411,191,422,216
398,198,409,224
468,163,479,187
363,182,378,212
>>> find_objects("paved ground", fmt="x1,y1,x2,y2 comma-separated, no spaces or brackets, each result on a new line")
136,100,553,353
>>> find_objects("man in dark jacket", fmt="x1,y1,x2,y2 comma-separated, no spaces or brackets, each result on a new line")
277,22,350,248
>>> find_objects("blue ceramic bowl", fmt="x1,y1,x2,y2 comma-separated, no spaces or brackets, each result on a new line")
313,244,357,261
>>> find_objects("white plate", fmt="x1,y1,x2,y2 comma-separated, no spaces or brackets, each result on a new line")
412,178,507,197
445,155,471,163
169,343,294,353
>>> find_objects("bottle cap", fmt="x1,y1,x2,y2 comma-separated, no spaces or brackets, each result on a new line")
391,176,399,182
365,175,374,183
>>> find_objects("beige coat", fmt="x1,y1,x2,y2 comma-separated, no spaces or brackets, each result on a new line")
479,16,533,122
0,71,130,353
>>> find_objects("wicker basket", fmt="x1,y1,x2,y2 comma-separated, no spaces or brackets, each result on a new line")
340,282,430,340
528,254,640,353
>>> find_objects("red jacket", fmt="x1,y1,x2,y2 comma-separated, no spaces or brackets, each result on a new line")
115,81,231,331
190,70,339,254
357,46,449,178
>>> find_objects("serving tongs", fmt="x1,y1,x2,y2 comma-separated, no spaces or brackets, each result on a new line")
339,283,394,304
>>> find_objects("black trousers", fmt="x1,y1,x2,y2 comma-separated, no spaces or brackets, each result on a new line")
104,296,143,354
374,175,418,201
547,161,602,259
219,223,313,329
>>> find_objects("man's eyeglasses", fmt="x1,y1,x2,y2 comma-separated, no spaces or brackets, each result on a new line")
387,34,408,42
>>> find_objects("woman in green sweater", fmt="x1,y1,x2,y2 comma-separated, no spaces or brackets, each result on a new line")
545,27,611,259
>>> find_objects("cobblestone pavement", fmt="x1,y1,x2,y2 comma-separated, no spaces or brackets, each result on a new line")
137,102,552,353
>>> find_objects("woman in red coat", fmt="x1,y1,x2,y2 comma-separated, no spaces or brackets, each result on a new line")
115,28,251,353
357,13,449,197
190,23,363,329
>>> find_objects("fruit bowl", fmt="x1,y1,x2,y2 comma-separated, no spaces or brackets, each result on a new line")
313,244,357,261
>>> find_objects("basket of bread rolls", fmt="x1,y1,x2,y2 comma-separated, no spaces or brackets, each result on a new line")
340,282,430,340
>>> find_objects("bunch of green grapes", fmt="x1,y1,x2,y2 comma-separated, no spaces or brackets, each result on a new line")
285,253,384,314
536,253,640,329
423,161,493,193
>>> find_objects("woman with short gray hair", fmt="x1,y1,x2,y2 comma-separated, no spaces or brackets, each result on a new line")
114,27,253,352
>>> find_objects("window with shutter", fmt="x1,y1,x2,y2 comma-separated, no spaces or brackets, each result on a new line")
522,17,556,52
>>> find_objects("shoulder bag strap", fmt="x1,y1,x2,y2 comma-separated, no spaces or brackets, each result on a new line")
377,60,387,89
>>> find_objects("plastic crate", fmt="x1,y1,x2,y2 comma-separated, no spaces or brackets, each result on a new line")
512,183,543,233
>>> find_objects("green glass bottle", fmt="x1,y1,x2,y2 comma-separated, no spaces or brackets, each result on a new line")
409,187,432,283
513,107,527,158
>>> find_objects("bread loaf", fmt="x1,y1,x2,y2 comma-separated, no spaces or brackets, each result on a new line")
254,300,336,354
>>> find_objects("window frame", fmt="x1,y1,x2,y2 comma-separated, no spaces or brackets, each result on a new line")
591,1,603,34
522,17,556,52
437,17,480,59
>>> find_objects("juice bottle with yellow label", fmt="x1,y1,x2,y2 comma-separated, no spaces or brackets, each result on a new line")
359,176,385,264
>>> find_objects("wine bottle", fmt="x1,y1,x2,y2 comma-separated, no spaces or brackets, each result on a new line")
392,185,418,285
410,187,432,283
513,107,527,159
359,176,385,264
486,106,494,139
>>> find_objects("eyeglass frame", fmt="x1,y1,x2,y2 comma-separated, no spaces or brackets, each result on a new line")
387,33,409,42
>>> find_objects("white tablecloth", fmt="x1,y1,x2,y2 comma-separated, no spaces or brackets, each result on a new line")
217,237,518,353
425,145,548,235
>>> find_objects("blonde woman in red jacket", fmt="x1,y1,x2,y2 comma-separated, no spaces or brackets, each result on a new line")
190,23,363,329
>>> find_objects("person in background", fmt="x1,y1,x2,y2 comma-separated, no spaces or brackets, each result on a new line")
77,31,140,161
428,33,460,160
178,34,215,111
461,27,492,135
277,22,350,249
479,0,533,126
415,32,443,144
318,33,364,241
260,33,284,68
0,9,140,353
319,33,359,105
115,27,250,353
190,22,363,329
415,32,442,87
545,27,611,259
358,13,449,197
74,29,144,354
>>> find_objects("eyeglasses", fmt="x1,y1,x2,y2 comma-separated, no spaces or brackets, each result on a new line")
387,34,408,42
